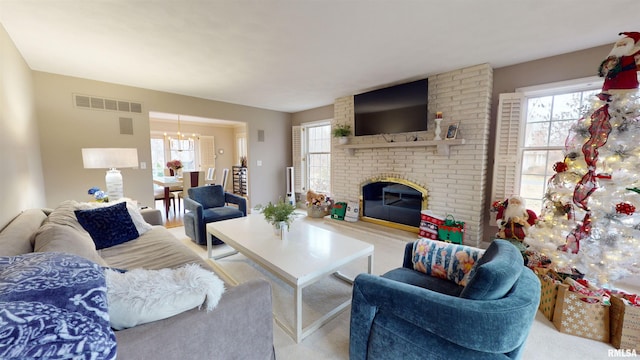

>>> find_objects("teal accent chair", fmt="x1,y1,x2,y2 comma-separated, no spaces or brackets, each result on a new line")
349,239,540,359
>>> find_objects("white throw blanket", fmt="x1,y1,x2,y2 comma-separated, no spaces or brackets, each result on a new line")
105,264,225,330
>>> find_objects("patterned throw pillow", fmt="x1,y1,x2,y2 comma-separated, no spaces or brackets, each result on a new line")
75,201,139,249
0,252,116,359
411,238,484,286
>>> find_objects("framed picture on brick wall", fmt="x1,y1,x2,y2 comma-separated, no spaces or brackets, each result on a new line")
446,123,459,140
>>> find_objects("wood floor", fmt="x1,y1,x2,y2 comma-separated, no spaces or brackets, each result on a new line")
155,196,247,228
154,199,184,228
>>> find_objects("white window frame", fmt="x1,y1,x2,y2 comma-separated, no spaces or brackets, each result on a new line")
492,76,603,213
292,120,331,195
150,130,204,175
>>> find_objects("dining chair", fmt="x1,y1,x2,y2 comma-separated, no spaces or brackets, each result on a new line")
206,167,216,183
154,184,175,215
176,171,205,212
221,168,229,191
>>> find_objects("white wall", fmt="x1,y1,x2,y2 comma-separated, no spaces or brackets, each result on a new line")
33,72,291,209
0,24,46,229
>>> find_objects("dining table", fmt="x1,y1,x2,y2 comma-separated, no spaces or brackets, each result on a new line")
153,176,181,218
153,175,215,218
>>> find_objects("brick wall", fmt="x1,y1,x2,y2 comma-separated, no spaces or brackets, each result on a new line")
332,64,493,246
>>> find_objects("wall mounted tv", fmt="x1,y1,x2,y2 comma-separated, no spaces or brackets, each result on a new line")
354,78,428,136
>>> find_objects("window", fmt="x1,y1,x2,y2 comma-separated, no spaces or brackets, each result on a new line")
306,124,331,193
492,77,603,213
292,121,331,195
150,137,166,177
520,89,599,211
236,132,247,165
150,133,199,177
169,138,197,171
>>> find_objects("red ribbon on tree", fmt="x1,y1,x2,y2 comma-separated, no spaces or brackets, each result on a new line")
573,171,598,211
572,104,612,210
583,104,612,166
561,213,592,254
564,103,612,253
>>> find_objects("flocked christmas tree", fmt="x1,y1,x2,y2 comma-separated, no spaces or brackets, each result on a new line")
525,32,640,287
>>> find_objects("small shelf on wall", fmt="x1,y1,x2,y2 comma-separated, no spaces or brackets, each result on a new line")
336,139,466,156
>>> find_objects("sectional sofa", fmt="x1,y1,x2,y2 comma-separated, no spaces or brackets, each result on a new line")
0,200,275,359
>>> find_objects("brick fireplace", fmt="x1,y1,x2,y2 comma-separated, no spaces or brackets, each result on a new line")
330,64,493,246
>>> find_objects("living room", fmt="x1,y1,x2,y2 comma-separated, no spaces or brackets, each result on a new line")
2,1,640,359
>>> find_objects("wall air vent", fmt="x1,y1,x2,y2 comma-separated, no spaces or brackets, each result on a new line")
130,102,142,113
75,95,91,108
90,97,105,109
73,93,143,114
104,99,118,111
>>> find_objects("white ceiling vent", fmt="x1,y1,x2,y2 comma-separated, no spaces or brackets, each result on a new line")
73,94,143,114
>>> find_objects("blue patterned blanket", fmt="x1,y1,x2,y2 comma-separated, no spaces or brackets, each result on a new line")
0,252,117,359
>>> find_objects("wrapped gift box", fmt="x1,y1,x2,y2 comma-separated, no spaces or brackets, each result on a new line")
611,294,640,350
552,280,610,342
344,201,359,222
420,210,444,240
534,268,562,321
331,202,347,220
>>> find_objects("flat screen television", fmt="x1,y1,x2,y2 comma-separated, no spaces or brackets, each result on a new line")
354,79,428,136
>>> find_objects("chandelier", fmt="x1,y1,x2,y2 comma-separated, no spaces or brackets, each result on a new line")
164,115,196,152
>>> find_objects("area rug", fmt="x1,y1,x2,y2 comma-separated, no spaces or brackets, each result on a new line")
170,220,623,360
174,217,410,336
213,252,355,330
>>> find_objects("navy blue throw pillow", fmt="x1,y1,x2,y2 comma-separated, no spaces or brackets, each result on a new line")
75,201,139,249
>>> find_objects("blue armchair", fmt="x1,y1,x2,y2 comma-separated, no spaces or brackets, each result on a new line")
349,239,540,360
183,185,247,245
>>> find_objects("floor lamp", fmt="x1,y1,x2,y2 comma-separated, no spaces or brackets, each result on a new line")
82,148,139,202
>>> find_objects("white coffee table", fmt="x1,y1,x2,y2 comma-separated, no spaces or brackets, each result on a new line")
206,214,374,343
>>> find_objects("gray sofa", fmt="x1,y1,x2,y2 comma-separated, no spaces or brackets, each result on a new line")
0,201,275,360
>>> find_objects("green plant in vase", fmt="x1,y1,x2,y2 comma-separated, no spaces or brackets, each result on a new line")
333,123,352,145
255,199,297,236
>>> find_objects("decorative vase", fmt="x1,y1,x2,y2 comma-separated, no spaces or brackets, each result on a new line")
434,118,443,140
273,221,289,240
338,136,349,145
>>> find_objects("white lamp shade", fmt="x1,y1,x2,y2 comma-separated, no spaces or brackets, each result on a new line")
82,148,139,169
81,148,138,202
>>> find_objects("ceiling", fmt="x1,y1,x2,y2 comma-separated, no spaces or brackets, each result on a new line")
1,0,638,113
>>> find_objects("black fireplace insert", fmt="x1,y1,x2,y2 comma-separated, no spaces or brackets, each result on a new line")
361,181,423,228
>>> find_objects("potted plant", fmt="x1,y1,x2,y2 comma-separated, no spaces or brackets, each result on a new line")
255,199,297,239
333,123,352,145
